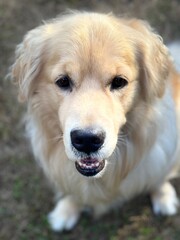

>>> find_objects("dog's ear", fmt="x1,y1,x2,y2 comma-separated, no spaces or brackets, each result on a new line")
11,26,47,102
127,19,170,102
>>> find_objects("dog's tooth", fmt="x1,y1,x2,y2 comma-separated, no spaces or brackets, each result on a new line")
79,161,83,167
87,164,94,169
82,164,86,168
95,163,99,167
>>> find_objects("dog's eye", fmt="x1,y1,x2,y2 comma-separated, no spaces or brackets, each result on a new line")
55,75,72,91
110,76,128,90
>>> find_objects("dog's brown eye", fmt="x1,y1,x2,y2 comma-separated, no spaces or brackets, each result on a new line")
55,75,72,91
110,76,128,90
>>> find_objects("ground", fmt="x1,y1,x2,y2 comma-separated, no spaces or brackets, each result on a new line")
1,0,180,239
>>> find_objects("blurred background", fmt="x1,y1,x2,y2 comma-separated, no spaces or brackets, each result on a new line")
0,0,180,239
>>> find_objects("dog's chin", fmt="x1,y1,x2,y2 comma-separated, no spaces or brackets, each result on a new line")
75,158,106,177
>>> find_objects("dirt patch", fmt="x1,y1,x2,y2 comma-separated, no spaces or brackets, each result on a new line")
1,0,180,239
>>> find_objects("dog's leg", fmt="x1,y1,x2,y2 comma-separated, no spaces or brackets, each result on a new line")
151,182,179,215
48,196,80,231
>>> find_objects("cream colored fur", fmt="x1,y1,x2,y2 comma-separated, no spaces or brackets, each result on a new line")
11,12,180,231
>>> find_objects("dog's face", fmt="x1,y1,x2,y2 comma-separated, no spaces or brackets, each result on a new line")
11,13,169,178
55,36,138,177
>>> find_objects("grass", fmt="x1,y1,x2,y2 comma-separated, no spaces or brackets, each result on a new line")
1,0,180,239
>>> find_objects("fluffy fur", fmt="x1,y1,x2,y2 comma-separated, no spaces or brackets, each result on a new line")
11,12,180,231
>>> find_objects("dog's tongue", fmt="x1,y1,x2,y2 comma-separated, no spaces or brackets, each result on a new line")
75,158,105,177
81,158,99,166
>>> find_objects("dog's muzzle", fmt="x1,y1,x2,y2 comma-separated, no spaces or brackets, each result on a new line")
70,128,106,176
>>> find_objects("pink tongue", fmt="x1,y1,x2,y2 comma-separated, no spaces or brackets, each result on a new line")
81,158,98,165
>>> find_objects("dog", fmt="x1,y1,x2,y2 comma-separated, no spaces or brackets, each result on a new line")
11,12,180,231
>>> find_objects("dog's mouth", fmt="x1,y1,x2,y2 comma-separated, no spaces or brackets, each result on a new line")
75,158,105,177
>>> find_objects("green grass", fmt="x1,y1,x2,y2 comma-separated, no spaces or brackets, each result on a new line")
13,178,25,200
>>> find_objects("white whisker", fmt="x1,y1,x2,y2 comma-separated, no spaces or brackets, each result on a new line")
48,135,64,143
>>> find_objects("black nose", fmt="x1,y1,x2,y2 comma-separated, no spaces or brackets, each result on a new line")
70,129,105,154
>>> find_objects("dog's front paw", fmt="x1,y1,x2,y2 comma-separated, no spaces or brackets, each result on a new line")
151,182,179,216
48,196,80,232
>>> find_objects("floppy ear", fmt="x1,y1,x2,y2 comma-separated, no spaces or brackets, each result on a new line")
11,26,46,101
127,19,170,102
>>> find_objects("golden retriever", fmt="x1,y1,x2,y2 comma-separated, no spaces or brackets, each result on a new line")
11,12,180,231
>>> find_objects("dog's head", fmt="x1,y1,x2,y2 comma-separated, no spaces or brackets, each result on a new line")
11,12,170,178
